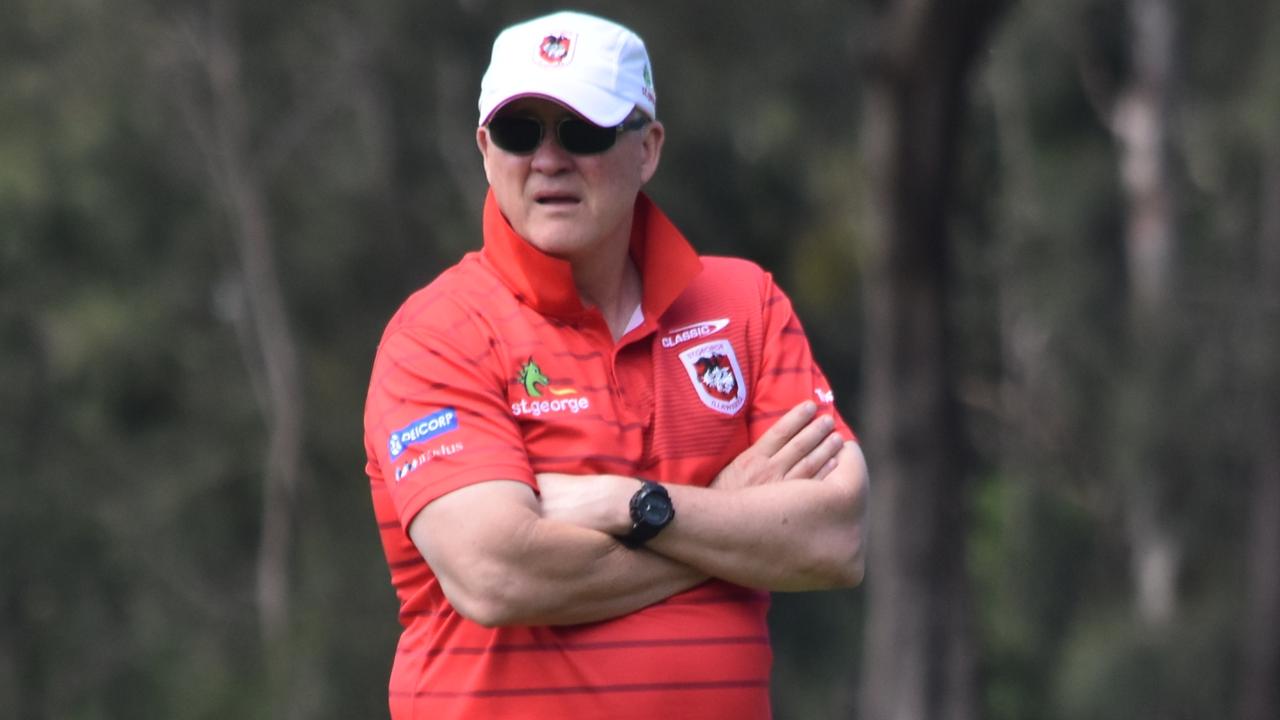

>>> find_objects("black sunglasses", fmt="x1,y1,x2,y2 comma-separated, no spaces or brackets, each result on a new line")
487,114,650,155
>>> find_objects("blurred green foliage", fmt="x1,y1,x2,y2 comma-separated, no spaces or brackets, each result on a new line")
2,0,1276,718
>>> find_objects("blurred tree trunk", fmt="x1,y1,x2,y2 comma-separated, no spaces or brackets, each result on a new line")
858,2,1007,719
1111,0,1181,627
201,2,305,652
1238,138,1280,720
163,2,306,713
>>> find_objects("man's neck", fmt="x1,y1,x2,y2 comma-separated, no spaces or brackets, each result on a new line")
571,233,643,342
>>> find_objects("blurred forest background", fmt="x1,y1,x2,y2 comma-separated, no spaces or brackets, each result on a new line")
3,0,1278,718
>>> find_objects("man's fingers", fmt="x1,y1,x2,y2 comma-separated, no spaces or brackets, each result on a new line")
722,402,841,487
813,456,839,481
772,412,835,473
754,401,819,456
782,428,843,480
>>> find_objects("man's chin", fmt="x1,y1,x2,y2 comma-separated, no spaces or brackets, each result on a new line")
523,226,597,259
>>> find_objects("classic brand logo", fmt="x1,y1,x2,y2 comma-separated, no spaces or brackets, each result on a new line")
388,408,458,460
661,318,730,348
538,33,575,65
679,339,748,416
513,358,590,418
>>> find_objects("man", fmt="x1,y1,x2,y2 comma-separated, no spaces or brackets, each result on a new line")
363,10,868,719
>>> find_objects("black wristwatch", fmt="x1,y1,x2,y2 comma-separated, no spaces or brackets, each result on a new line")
619,480,675,549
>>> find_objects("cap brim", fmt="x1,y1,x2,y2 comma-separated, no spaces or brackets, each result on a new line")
479,78,635,127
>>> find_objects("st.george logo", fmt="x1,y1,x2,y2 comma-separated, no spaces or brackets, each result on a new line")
512,358,590,418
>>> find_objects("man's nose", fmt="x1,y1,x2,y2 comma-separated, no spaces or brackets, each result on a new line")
529,127,574,172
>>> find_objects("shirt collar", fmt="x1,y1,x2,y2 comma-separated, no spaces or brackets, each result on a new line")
480,188,703,321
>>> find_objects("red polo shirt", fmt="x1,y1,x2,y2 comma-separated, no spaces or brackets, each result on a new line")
363,190,852,720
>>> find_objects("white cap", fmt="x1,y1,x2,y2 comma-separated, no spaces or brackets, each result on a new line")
478,11,656,127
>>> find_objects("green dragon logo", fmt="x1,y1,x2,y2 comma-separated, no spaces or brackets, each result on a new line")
518,358,552,397
517,358,579,398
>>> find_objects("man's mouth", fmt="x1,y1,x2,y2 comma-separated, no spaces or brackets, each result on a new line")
534,192,580,206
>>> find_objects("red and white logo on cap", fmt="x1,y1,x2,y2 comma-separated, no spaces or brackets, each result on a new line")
679,339,748,416
537,33,577,65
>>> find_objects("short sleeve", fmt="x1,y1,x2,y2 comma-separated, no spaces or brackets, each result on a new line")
747,274,856,443
364,316,534,531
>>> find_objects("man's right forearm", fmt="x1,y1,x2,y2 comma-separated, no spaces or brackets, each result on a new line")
410,481,706,627
464,519,707,627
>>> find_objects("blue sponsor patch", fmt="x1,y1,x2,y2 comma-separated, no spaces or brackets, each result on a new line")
388,408,458,460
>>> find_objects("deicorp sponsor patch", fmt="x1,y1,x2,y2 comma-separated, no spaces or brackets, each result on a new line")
388,408,458,460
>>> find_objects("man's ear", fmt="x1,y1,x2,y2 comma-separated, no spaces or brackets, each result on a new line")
640,120,665,184
476,126,494,184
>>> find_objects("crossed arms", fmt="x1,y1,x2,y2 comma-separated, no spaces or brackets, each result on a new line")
408,401,868,628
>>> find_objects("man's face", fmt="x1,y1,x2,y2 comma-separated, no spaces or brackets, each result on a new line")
477,98,664,261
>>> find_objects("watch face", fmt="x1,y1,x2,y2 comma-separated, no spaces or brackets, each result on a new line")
638,495,672,524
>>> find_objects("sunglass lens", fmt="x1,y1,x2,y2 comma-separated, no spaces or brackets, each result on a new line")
558,120,616,154
488,117,542,154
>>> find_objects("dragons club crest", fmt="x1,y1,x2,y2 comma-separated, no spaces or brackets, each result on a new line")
678,339,747,415
538,33,575,65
